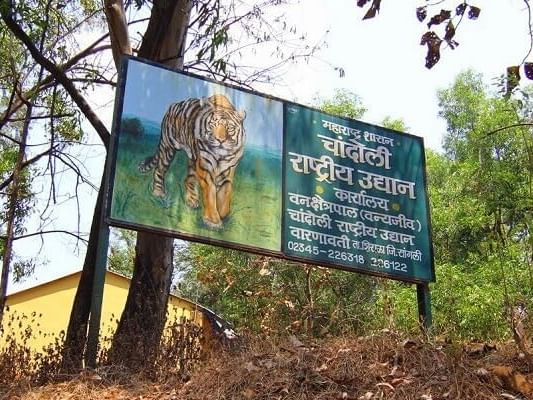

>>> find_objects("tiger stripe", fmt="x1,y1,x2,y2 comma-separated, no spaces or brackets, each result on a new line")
138,94,246,228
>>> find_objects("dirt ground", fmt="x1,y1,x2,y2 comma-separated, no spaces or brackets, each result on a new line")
2,332,532,400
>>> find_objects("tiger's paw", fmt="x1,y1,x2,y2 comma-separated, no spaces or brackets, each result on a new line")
138,158,153,173
203,216,222,229
152,187,166,198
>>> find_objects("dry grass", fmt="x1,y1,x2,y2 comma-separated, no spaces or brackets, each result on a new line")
2,331,532,400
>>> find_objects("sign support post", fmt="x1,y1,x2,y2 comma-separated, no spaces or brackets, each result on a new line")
416,283,432,331
85,59,125,368
85,206,110,368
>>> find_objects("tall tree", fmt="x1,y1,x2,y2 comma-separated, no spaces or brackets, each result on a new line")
0,0,106,325
2,0,322,370
382,71,533,340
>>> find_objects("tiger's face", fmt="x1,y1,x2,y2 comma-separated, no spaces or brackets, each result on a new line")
206,109,246,147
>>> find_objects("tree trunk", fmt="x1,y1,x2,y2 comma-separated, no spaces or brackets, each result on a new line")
0,103,32,324
106,0,192,369
107,231,174,366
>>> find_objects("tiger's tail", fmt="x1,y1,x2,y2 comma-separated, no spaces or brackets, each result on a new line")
138,155,157,173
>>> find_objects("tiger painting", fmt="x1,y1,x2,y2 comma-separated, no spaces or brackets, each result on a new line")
138,94,246,229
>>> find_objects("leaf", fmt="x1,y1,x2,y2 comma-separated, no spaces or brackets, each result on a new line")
443,20,459,49
468,6,481,19
506,65,520,95
427,9,451,28
444,21,456,42
420,31,443,69
456,3,467,15
447,40,459,49
363,0,381,20
416,6,427,22
524,63,533,80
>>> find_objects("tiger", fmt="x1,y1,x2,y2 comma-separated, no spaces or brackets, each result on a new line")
138,94,246,229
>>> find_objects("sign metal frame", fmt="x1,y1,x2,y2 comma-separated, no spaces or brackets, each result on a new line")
106,56,435,285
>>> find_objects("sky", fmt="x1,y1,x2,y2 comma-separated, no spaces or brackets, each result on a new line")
8,0,532,292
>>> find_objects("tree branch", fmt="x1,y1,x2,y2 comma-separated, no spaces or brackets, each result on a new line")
0,230,89,243
0,146,54,192
0,11,111,148
521,0,533,65
0,131,21,145
481,122,533,138
104,0,133,69
0,42,110,131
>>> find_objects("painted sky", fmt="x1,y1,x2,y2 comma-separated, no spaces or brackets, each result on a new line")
122,59,283,152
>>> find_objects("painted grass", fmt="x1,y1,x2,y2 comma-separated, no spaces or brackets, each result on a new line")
110,130,282,251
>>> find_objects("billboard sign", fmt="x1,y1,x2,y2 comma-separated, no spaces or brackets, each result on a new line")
108,57,434,283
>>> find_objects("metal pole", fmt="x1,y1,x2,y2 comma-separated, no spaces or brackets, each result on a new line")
84,57,127,368
85,143,114,368
85,208,110,368
416,283,432,332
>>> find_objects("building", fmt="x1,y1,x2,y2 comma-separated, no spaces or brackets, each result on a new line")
1,270,230,353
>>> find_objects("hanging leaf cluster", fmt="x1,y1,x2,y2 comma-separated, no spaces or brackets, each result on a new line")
357,1,482,69
415,2,481,69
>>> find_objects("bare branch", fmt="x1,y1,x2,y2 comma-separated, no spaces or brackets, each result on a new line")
0,146,55,192
0,230,89,243
4,112,76,122
0,10,111,148
0,131,21,145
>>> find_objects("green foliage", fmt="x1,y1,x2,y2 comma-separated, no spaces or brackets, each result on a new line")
379,70,533,341
313,89,367,120
437,70,485,160
0,142,35,282
108,229,136,278
381,116,409,132
379,244,531,340
177,243,377,335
